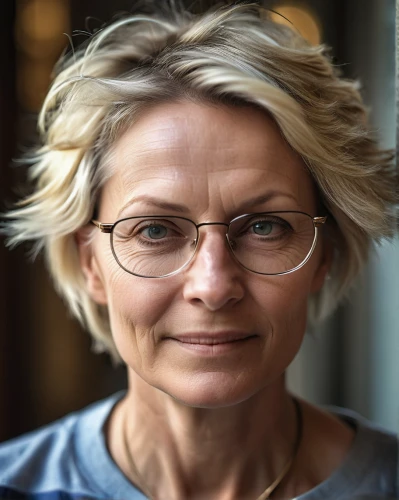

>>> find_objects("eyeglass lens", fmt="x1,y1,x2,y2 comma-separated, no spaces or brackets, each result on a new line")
111,212,316,277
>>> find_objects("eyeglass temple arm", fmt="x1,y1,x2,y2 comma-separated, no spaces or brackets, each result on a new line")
91,220,113,233
313,216,328,228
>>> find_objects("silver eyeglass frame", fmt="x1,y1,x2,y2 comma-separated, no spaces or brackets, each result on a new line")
91,211,327,278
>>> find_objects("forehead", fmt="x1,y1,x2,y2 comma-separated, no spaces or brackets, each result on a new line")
101,101,317,218
114,101,300,171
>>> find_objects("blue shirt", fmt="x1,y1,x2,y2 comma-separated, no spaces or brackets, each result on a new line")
0,392,397,499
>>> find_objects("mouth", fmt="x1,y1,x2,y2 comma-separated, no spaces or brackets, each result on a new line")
164,332,258,355
172,334,256,345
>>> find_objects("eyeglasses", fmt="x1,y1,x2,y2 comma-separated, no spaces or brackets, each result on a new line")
91,211,327,278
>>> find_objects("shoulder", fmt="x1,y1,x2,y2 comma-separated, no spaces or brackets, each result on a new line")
330,405,398,464
0,392,124,499
297,401,398,500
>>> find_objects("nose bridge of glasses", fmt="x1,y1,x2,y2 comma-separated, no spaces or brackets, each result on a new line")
195,221,231,245
195,222,236,251
196,221,230,230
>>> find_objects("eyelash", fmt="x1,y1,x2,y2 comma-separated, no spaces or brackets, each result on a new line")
115,216,294,246
135,223,182,246
239,218,291,236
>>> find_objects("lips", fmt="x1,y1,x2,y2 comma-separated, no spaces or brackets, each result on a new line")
167,332,256,345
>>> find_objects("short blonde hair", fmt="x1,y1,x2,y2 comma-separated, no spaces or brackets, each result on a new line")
3,3,397,360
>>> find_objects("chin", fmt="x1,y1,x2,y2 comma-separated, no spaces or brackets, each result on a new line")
155,371,266,409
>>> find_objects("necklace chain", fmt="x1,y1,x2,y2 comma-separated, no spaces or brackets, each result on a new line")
257,398,303,499
122,398,303,500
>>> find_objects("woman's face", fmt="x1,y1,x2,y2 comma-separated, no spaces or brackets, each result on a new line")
81,101,329,408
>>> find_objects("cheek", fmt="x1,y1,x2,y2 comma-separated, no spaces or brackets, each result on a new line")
250,270,314,364
104,268,180,368
252,268,312,324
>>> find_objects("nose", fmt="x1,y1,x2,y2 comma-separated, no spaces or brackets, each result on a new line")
182,228,245,311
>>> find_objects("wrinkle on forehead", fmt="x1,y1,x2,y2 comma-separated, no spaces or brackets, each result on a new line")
100,101,316,220
113,101,294,164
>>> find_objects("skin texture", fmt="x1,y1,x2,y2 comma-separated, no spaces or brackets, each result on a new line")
78,101,353,499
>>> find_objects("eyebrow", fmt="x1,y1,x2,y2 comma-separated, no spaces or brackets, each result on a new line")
117,191,299,218
239,192,299,211
118,195,188,218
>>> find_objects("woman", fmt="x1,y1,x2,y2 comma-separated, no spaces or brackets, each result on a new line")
0,3,397,499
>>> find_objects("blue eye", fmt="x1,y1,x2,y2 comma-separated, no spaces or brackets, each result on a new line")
252,221,273,235
144,225,168,239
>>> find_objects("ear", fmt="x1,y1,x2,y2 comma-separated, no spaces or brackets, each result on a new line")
75,226,108,305
310,238,333,293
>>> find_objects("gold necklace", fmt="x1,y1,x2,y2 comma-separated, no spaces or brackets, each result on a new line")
256,398,303,499
122,398,303,500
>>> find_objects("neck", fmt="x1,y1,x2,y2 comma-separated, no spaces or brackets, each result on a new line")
107,370,299,500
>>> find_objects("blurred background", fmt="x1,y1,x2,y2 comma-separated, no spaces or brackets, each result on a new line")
0,0,398,443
